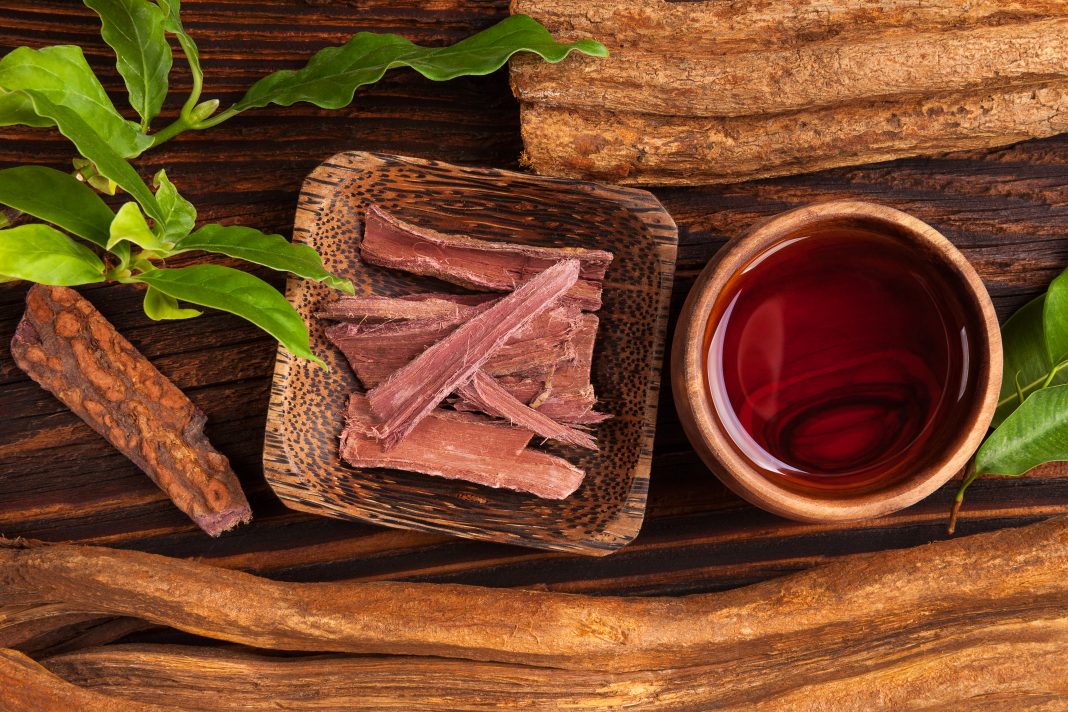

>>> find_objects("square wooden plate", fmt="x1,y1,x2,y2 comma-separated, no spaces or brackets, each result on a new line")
263,152,677,555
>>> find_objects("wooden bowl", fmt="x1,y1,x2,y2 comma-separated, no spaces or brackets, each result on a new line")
671,201,1002,522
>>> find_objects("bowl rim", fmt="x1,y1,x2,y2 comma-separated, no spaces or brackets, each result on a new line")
672,200,1003,522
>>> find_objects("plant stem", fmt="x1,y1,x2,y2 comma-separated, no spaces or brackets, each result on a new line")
149,116,193,148
947,458,979,535
193,107,241,129
179,68,204,123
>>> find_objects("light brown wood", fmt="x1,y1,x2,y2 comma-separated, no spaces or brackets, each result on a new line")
263,151,677,555
672,201,1002,521
517,82,1068,185
509,0,1068,185
3,513,1066,678
0,648,166,712
39,636,1068,711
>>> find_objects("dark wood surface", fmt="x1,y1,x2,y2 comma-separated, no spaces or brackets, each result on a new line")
1,0,1067,596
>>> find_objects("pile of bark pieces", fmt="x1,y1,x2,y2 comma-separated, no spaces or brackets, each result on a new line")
321,205,613,499
509,0,1068,185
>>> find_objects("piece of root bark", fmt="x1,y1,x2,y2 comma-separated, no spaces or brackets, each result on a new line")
342,394,584,498
316,292,495,322
327,302,577,387
519,82,1068,186
512,17,1068,118
360,204,612,311
9,285,251,536
39,630,1068,712
3,517,1068,674
367,259,580,447
510,0,1067,56
455,371,597,450
0,604,150,658
0,647,167,712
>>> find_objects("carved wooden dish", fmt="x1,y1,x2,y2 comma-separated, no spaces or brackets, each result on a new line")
263,152,677,555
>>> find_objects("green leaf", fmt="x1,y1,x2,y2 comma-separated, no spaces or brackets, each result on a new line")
0,224,106,285
153,169,196,241
84,0,173,128
976,384,1068,476
1044,268,1068,366
994,295,1068,427
9,89,164,223
172,224,353,293
233,14,607,112
157,0,202,88
0,91,53,127
109,202,170,252
143,285,201,320
135,264,322,365
0,166,114,246
0,45,151,157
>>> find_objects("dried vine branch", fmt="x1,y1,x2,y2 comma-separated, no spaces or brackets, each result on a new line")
2,516,1067,674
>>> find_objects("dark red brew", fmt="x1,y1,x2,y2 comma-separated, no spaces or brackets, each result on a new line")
705,228,981,493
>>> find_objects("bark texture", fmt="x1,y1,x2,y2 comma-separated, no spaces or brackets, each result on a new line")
520,83,1068,185
510,0,1068,184
9,286,251,536
40,637,1068,711
2,516,1067,675
0,648,166,712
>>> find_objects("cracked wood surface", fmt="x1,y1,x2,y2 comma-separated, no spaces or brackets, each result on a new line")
1,0,1067,598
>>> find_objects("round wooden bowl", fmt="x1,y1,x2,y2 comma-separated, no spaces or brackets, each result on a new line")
671,201,1002,522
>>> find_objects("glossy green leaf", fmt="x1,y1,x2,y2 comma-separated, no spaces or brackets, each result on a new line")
0,90,53,127
233,14,607,111
0,224,106,285
143,285,201,320
0,45,151,156
84,0,173,128
1044,268,1068,366
109,202,170,252
994,295,1068,427
976,384,1068,476
153,169,196,241
135,265,322,365
10,89,163,223
157,0,202,87
172,224,353,293
0,166,114,246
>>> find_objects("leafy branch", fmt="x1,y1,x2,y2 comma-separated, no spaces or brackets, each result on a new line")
0,3,606,364
949,268,1068,532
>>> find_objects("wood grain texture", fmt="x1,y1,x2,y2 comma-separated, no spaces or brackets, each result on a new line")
0,0,1066,599
264,151,676,554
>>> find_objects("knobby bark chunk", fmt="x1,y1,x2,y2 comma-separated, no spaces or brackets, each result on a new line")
9,286,251,536
360,204,612,310
341,394,585,498
367,259,581,447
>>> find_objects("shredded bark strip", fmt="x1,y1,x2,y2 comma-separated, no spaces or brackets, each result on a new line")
455,371,597,450
367,259,581,447
360,204,612,310
327,302,577,388
341,395,584,498
316,292,494,322
9,286,250,537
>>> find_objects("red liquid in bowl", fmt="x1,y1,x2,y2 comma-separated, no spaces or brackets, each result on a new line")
705,228,981,493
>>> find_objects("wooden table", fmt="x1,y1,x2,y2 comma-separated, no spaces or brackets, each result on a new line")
2,0,1067,597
